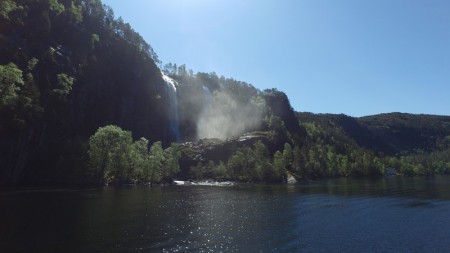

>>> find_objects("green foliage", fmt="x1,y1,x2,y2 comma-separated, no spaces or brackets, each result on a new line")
69,1,83,23
0,0,21,20
188,141,288,182
227,149,249,181
49,0,65,15
148,141,164,182
292,145,303,175
130,137,149,182
52,73,74,97
0,63,24,108
272,151,286,180
296,112,450,178
253,141,271,180
163,143,181,180
268,115,284,132
212,161,228,180
283,143,293,170
91,33,100,49
303,122,321,137
88,125,133,183
88,126,182,184
383,149,450,176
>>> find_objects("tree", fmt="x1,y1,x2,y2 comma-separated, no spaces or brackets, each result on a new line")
91,33,100,49
292,146,303,175
227,149,248,181
177,64,187,77
283,143,293,171
163,143,181,180
212,161,228,180
0,63,24,108
0,0,21,20
272,151,286,181
69,1,83,23
148,141,164,182
326,148,338,176
338,155,350,176
49,0,65,15
130,137,149,182
51,73,75,98
253,141,270,181
88,125,133,183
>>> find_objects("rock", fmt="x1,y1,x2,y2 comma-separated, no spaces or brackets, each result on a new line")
286,172,297,184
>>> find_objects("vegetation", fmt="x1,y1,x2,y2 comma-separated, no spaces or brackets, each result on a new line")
295,113,450,178
189,141,281,182
0,0,175,184
1,0,450,186
88,125,181,184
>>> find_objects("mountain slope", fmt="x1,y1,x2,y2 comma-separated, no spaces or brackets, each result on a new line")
297,112,450,155
0,0,176,184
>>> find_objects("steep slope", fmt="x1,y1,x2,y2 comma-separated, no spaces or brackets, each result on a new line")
0,0,177,184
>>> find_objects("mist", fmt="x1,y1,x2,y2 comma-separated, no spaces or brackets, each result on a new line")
197,89,264,140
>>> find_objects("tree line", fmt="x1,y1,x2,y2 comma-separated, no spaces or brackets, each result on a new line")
88,125,181,184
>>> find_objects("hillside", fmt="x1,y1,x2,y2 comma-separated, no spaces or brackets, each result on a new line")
0,0,304,185
297,112,450,155
359,113,450,154
1,0,450,185
296,112,450,176
0,0,179,184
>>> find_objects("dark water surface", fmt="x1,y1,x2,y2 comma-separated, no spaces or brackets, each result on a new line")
2,176,450,252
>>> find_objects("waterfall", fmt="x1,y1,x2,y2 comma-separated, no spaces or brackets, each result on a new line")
197,85,214,139
162,72,181,142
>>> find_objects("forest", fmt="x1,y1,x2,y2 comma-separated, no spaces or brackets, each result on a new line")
1,0,450,185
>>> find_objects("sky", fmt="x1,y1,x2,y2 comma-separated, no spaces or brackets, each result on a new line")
102,0,450,117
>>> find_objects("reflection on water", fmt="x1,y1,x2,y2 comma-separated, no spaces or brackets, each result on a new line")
1,176,450,252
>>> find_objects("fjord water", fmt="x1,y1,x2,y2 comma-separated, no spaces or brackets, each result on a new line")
2,177,450,253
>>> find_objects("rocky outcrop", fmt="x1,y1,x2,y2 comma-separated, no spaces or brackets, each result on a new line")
286,172,297,184
177,133,272,180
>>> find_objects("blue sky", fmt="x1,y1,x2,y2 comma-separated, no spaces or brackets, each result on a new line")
102,0,450,116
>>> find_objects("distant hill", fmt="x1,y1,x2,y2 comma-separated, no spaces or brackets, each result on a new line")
297,112,450,155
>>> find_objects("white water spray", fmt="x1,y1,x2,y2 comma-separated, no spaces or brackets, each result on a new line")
162,72,181,142
196,86,263,140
